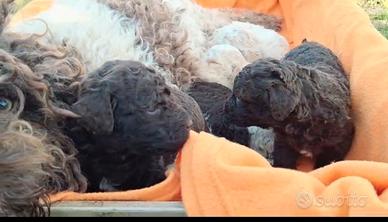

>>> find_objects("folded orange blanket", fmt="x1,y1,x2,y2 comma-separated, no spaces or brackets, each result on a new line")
14,0,388,216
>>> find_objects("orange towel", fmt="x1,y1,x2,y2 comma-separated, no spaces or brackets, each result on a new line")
12,0,388,216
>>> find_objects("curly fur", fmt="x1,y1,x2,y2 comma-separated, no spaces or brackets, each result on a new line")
0,1,87,216
2,0,205,199
100,0,287,89
7,0,287,90
0,120,80,217
227,40,355,169
66,60,203,192
0,0,288,214
0,50,87,216
202,44,249,89
186,80,274,162
0,125,52,217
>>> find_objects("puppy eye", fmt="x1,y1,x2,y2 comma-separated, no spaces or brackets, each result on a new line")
0,97,12,112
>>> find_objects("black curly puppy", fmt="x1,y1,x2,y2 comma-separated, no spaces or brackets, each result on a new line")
67,60,204,192
186,80,275,161
186,80,253,146
226,40,355,169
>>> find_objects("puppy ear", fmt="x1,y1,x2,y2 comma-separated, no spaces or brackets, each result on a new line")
71,90,114,135
268,84,298,121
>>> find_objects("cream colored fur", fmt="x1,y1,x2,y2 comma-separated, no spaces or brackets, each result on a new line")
7,0,289,89
204,44,248,89
210,21,289,62
6,0,155,73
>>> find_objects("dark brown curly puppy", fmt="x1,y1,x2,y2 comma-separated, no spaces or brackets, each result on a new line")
226,40,355,169
66,60,204,192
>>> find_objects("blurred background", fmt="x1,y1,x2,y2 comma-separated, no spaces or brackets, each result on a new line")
358,0,388,37
14,0,388,38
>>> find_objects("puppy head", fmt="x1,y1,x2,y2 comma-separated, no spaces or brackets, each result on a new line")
226,58,302,128
72,60,192,155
